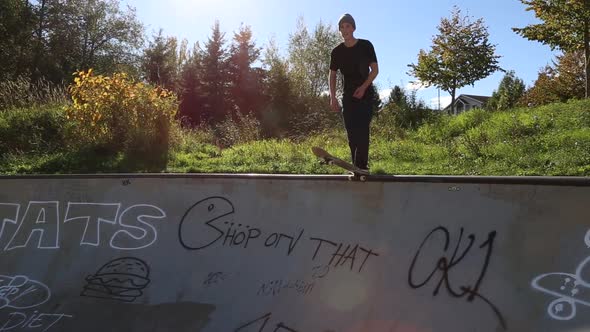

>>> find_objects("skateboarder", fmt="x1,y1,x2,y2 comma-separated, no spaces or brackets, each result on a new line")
329,13,379,172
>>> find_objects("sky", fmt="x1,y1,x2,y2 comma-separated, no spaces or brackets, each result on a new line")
122,0,559,109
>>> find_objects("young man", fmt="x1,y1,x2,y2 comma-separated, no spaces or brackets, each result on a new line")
329,13,379,172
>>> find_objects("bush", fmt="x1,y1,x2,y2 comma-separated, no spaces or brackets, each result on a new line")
65,70,178,157
371,108,406,141
214,111,262,147
0,105,69,156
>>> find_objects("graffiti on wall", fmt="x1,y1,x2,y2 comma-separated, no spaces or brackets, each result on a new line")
81,257,151,303
0,202,165,251
178,197,380,273
531,229,590,321
0,275,72,331
408,226,506,330
234,312,297,332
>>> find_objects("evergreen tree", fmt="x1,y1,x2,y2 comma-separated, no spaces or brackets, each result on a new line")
142,29,179,91
201,21,231,123
228,24,263,116
178,42,206,125
261,38,294,137
487,71,526,110
387,86,406,108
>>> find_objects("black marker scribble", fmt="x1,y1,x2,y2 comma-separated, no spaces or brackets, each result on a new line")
81,257,150,302
178,197,236,250
408,226,506,330
203,272,229,287
234,312,298,332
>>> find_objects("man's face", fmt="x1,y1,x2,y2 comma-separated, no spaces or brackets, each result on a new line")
339,22,355,40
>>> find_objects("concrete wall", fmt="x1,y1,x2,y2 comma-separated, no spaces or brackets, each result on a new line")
0,175,589,332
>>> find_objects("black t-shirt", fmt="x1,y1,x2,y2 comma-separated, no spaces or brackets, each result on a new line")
330,39,378,101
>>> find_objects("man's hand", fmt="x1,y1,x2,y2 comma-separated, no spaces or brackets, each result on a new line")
330,97,341,112
353,85,367,99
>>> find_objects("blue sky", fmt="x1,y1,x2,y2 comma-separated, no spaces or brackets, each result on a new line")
123,0,558,109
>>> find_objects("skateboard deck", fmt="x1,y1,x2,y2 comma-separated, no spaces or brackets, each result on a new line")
311,146,369,181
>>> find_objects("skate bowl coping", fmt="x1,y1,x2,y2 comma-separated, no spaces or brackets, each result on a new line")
0,173,589,332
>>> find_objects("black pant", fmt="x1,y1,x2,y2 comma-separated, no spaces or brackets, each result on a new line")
342,98,373,170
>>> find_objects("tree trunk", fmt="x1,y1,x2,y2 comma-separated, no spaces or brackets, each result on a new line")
32,0,47,81
449,87,456,115
585,17,590,98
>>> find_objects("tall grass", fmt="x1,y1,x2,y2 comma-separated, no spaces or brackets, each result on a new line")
0,76,68,111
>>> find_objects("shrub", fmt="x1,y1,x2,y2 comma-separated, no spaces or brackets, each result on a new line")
65,70,178,156
0,105,69,156
214,111,262,147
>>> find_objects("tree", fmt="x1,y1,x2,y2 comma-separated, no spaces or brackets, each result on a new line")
228,24,263,116
0,0,35,80
518,50,585,106
380,85,431,129
486,71,525,110
76,0,143,71
408,7,501,114
387,86,406,108
27,0,143,83
260,37,295,137
554,50,586,98
288,17,340,98
142,29,179,91
178,42,206,125
285,17,343,136
200,21,231,123
513,0,590,97
31,0,49,81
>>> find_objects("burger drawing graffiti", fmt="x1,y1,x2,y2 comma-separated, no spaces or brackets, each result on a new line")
81,257,150,302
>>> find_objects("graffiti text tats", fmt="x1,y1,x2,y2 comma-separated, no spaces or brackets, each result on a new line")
0,202,165,251
408,226,506,330
178,197,379,273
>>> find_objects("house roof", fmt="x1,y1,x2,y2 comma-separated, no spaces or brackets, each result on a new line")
443,94,491,111
460,94,490,104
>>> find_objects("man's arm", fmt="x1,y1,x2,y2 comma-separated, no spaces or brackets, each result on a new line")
353,62,379,99
329,69,340,112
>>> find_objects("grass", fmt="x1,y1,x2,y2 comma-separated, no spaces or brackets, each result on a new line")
1,99,590,176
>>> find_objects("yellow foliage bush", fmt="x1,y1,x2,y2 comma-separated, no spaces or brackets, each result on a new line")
65,69,178,153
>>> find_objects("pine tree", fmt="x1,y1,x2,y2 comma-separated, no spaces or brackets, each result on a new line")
487,71,526,110
142,29,179,91
201,21,231,123
178,42,206,125
228,24,263,116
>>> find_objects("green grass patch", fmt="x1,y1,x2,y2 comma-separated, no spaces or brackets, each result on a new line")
1,99,590,176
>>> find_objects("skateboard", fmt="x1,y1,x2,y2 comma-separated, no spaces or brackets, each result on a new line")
311,146,369,181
